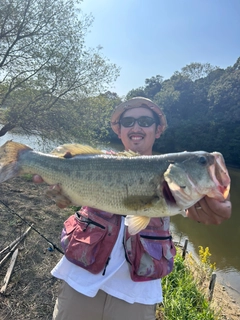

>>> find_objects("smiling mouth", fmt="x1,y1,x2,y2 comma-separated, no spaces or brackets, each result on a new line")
131,137,143,141
129,134,144,141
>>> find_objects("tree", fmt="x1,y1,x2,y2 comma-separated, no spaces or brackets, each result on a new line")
126,87,146,100
72,92,122,144
126,75,163,100
144,75,163,99
208,61,240,121
179,62,218,81
0,0,119,141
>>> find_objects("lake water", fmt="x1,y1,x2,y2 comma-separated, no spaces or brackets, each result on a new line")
170,167,240,304
0,131,240,304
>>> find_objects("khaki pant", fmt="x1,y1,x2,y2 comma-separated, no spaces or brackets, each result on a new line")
53,281,156,320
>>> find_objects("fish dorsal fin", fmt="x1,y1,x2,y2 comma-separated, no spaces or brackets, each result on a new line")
116,150,140,157
50,144,104,157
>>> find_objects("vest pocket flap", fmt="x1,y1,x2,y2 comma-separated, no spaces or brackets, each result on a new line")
140,237,163,261
73,227,107,245
162,240,176,260
64,215,77,234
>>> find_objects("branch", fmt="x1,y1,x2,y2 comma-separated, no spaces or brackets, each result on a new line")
0,123,15,137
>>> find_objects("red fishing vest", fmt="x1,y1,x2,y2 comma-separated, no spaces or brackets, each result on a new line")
61,206,176,280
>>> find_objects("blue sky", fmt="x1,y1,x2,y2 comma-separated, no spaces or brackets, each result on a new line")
80,0,240,97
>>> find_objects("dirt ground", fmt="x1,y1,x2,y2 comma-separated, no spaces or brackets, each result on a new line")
0,177,240,320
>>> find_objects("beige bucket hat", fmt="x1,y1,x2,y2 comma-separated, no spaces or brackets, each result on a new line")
111,97,167,134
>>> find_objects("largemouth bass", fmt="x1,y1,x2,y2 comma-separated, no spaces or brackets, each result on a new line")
0,141,230,234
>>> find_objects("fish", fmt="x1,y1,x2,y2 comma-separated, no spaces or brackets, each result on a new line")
0,140,230,235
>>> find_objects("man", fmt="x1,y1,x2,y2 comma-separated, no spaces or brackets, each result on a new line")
34,97,231,320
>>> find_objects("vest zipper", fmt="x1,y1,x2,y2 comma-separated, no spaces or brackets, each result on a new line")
140,235,172,240
102,257,111,275
76,212,105,230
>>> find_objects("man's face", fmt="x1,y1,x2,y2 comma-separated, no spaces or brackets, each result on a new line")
117,107,162,155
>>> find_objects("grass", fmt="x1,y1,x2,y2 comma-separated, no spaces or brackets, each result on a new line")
21,173,34,181
156,249,218,320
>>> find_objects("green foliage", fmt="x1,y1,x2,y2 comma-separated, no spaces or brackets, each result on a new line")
180,62,218,81
69,206,82,212
0,0,119,141
158,253,217,320
21,173,34,181
125,59,240,167
71,92,122,145
126,87,147,100
144,75,163,100
126,75,164,101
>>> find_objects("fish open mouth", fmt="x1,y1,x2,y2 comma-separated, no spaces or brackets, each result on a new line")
208,155,231,199
162,180,177,205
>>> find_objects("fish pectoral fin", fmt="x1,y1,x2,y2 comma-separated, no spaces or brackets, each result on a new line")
50,144,104,157
125,215,150,235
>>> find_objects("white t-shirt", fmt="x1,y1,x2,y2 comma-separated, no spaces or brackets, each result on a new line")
51,217,163,305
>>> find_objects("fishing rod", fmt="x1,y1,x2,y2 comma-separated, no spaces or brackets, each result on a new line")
0,199,64,254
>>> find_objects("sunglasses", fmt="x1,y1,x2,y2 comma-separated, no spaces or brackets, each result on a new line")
119,116,156,128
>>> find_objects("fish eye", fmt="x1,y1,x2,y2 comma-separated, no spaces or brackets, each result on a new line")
198,156,207,165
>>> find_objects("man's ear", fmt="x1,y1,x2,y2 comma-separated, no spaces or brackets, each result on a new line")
155,125,162,139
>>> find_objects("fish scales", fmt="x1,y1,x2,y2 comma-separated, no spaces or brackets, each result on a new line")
19,152,165,214
0,141,231,234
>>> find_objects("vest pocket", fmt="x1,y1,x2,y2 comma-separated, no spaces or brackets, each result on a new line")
61,213,107,269
139,236,176,278
124,230,176,281
61,210,121,274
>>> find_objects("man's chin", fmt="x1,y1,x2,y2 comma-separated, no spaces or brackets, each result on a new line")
129,145,143,154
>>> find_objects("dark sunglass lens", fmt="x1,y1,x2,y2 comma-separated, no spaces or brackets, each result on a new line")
138,117,155,127
120,117,135,127
120,116,155,127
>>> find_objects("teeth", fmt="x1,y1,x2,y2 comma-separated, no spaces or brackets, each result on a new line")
130,136,143,140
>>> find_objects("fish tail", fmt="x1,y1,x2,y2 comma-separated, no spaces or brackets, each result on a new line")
0,140,32,183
